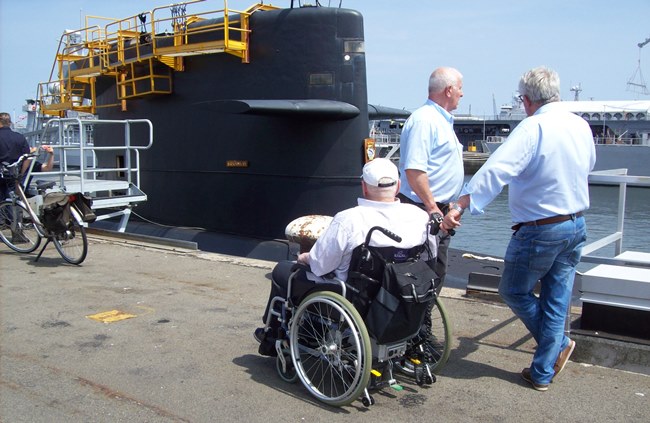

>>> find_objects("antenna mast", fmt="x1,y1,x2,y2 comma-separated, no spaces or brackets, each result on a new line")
570,83,582,101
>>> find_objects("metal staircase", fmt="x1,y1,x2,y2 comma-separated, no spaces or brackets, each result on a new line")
24,117,154,232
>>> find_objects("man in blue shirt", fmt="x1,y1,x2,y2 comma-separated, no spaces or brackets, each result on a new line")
397,67,465,351
398,67,465,285
446,66,596,391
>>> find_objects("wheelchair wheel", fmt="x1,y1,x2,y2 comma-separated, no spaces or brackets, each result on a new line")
289,291,372,407
276,348,298,383
394,297,452,375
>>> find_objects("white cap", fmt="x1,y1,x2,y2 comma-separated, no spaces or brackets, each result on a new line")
362,158,398,187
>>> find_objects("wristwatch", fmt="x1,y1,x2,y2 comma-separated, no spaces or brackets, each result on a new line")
450,202,464,215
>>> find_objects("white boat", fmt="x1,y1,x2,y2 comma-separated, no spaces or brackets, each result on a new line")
456,99,650,176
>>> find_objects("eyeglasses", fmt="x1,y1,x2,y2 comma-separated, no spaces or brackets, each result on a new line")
518,95,525,102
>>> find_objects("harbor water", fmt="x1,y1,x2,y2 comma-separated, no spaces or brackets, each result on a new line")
450,176,650,268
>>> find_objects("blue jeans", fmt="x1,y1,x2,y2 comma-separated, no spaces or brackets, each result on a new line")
498,216,586,384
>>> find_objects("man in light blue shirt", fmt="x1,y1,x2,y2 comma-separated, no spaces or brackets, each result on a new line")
397,68,464,358
446,67,596,391
398,67,465,284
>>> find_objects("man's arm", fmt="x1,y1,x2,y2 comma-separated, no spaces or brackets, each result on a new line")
40,146,55,171
405,168,442,216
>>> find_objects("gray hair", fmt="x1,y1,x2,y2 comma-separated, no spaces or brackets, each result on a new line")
518,66,560,104
364,183,398,201
428,67,463,94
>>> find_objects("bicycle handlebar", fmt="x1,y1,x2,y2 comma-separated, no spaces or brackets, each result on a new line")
1,153,37,178
1,152,36,169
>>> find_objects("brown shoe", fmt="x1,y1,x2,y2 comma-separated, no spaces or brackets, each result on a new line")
553,339,576,378
521,368,549,391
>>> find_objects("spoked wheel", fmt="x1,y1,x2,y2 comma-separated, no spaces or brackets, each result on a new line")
52,209,87,265
289,291,372,407
0,201,41,253
394,297,452,375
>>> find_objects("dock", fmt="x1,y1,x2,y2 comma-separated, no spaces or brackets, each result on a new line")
1,233,648,422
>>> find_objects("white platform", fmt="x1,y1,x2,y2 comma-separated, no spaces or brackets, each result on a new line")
580,251,650,311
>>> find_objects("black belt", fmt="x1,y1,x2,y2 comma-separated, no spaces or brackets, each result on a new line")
512,212,583,231
397,193,449,213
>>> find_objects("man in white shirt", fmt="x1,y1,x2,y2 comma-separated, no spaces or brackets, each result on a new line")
255,158,433,356
446,66,596,391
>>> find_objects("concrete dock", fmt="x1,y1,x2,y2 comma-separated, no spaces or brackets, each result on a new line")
1,234,648,422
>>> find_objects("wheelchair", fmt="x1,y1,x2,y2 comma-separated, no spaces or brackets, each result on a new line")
261,224,441,407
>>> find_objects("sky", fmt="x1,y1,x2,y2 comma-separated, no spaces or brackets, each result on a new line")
1,0,650,121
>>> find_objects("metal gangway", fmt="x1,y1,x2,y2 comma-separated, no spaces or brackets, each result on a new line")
577,169,650,340
24,117,153,232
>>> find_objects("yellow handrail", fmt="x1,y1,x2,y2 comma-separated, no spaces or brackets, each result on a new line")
38,1,279,115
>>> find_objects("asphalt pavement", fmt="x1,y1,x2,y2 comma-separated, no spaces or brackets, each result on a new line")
1,234,648,422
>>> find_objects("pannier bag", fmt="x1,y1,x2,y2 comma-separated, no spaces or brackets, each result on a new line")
72,193,96,223
365,259,437,344
41,192,72,233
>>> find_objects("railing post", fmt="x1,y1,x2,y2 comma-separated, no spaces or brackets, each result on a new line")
615,181,626,256
78,118,86,193
125,121,132,185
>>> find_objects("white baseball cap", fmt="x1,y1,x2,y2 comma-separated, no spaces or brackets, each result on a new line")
362,158,398,187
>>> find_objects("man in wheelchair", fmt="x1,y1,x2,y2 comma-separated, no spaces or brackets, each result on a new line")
254,158,437,357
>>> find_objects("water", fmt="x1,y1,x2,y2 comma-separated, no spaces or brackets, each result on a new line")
450,177,650,266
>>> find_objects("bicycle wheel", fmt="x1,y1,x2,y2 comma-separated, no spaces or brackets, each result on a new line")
289,291,372,407
394,296,452,375
52,208,88,264
0,201,41,253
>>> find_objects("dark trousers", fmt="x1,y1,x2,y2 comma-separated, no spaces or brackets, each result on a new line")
262,261,313,328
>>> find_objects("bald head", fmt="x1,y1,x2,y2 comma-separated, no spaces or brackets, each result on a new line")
428,67,464,112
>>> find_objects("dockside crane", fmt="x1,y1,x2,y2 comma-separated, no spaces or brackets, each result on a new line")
627,36,650,95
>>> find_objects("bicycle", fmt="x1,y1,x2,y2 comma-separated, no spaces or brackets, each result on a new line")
0,153,89,264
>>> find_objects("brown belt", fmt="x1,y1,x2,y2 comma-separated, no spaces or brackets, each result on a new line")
512,212,583,231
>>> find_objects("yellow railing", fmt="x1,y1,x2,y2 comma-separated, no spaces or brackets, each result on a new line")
38,1,279,116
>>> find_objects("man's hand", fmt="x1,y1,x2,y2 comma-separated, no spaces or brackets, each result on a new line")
444,195,469,230
297,252,310,265
444,209,462,230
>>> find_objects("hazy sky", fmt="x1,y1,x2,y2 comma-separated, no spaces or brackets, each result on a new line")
2,0,649,120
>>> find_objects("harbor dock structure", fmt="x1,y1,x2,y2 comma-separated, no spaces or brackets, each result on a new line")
1,235,648,422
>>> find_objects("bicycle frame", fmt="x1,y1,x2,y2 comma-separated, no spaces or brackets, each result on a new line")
2,153,88,264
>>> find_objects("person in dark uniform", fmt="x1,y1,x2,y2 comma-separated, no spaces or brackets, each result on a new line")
0,112,30,200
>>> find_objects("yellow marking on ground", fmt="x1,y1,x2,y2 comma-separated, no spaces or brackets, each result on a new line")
86,310,137,323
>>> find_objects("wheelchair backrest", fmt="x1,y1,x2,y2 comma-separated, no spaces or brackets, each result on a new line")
349,244,425,283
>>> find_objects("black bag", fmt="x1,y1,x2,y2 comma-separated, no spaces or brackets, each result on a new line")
41,192,72,233
72,193,96,223
365,259,437,344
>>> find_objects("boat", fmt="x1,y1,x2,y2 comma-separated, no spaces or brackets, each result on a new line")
454,98,650,177
26,0,405,240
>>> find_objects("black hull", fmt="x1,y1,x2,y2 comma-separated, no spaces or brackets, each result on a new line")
93,7,368,238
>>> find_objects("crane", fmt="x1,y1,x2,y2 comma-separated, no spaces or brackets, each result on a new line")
627,35,650,95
